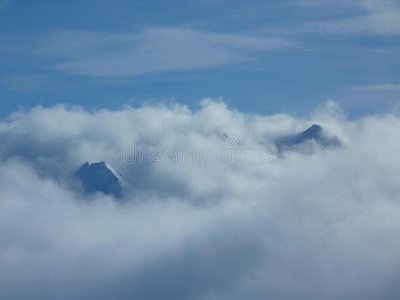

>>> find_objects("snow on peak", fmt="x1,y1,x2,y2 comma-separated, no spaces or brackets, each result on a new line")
74,161,127,198
274,124,341,153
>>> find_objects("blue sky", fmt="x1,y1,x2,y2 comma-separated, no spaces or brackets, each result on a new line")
1,0,400,117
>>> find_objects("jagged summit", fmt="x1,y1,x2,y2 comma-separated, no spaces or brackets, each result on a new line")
275,124,341,152
74,161,127,198
303,124,322,137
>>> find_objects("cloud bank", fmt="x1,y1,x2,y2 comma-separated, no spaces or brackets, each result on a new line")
1,100,400,299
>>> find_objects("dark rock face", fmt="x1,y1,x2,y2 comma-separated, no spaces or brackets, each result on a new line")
275,124,341,153
74,162,126,198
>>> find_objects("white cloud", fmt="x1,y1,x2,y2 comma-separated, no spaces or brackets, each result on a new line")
1,100,400,299
37,27,294,77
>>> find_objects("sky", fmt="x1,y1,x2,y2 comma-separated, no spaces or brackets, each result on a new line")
1,0,400,117
1,1,400,300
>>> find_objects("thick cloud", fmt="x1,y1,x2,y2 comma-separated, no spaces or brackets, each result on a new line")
1,100,400,299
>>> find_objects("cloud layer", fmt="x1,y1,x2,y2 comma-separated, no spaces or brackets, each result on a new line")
38,27,292,77
1,100,400,299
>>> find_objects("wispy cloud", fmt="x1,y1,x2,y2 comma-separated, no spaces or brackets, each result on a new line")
37,27,294,78
284,0,400,36
0,74,47,91
352,84,400,91
0,0,15,10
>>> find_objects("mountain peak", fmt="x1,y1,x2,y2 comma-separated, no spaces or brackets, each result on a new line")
275,124,341,152
74,162,126,198
305,124,322,133
298,124,323,140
